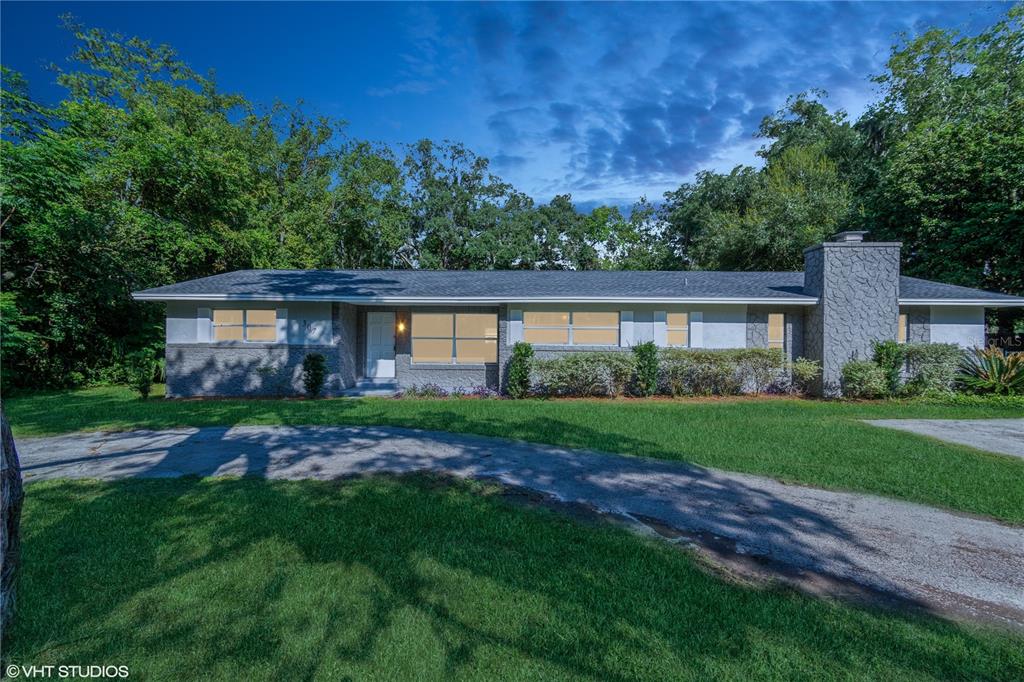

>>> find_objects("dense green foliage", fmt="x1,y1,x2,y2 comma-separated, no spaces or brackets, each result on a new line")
958,346,1024,395
631,341,659,396
871,340,906,396
3,9,1022,389
301,352,327,398
124,349,157,400
8,476,1021,680
505,342,534,399
659,348,786,396
788,357,822,396
6,385,1024,522
841,360,889,399
903,343,963,394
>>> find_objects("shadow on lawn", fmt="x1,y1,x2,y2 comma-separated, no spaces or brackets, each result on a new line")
7,474,1015,680
19,416,881,586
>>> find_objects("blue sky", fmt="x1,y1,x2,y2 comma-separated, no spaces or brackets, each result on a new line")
2,1,1006,209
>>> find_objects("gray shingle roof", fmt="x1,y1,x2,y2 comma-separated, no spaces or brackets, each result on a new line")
132,269,1024,305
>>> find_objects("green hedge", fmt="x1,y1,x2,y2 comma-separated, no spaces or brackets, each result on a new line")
529,347,787,398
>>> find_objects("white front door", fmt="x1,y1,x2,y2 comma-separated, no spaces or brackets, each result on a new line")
366,312,396,378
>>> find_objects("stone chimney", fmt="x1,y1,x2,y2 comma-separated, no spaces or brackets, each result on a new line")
802,232,901,396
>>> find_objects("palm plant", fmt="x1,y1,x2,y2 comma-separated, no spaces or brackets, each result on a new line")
957,346,1024,395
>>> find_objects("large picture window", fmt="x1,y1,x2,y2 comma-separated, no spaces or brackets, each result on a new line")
213,309,277,342
523,311,619,346
412,312,497,364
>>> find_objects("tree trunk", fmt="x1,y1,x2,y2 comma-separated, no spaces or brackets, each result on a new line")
1,409,24,632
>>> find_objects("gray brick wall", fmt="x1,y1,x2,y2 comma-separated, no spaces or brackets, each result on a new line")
165,344,341,397
333,302,359,389
802,241,901,396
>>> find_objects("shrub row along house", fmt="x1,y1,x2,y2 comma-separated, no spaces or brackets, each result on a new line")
133,232,1024,397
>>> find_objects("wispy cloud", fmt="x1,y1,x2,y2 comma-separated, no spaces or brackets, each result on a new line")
465,1,1003,205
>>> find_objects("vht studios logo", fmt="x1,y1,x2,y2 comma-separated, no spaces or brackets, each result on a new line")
5,664,129,679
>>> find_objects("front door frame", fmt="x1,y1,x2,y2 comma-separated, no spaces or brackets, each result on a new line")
365,311,396,378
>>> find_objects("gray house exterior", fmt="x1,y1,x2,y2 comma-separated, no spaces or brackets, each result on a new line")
133,233,1024,397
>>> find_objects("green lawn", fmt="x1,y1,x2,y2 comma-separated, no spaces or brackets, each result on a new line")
6,385,1024,523
3,475,1021,680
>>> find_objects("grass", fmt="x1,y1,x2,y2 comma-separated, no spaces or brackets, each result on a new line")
6,385,1024,523
3,475,1021,680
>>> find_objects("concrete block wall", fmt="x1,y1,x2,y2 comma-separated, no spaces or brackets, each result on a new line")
802,238,902,396
165,344,341,397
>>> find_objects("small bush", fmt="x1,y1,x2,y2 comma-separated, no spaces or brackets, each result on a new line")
788,357,821,396
302,353,328,398
400,383,449,398
957,346,1024,395
902,343,962,395
632,342,659,397
506,342,534,399
871,340,905,396
124,349,157,400
840,360,887,399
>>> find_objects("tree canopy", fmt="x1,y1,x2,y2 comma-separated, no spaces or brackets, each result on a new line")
2,8,1022,388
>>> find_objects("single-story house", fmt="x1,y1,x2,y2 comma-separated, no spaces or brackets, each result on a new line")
133,232,1024,397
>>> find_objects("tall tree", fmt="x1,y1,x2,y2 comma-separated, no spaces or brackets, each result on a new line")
864,6,1024,294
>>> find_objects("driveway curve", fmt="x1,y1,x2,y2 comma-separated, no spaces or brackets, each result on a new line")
18,425,1024,628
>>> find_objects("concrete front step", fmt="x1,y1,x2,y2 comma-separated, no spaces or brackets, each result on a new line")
341,380,399,398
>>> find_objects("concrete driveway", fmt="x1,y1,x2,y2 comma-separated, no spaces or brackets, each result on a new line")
867,418,1024,460
18,425,1024,629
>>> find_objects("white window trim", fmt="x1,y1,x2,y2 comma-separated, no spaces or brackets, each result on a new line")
666,312,691,348
210,308,280,344
411,312,498,365
523,311,620,346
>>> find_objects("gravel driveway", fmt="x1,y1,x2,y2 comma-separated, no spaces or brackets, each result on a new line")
18,425,1024,628
867,418,1024,460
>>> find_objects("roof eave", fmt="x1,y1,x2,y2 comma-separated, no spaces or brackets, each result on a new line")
899,298,1024,307
132,293,819,305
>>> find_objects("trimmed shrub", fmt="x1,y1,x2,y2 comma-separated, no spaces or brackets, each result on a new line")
840,360,887,399
871,340,905,396
739,348,785,394
632,342,659,397
506,342,534,399
957,346,1024,395
302,352,328,398
902,343,962,395
659,348,783,397
601,352,637,398
534,354,611,397
124,349,157,400
788,357,821,396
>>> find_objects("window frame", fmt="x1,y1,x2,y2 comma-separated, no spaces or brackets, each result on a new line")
411,311,498,365
212,309,278,343
767,313,785,350
897,313,908,344
666,312,690,348
523,310,619,347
